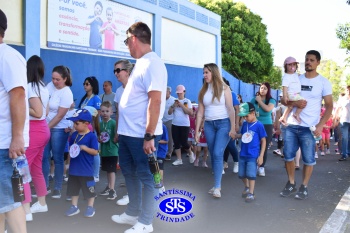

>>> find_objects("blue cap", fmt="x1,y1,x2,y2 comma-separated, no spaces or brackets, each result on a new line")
67,109,92,122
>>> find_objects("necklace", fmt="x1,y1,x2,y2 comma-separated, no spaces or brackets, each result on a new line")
81,94,94,108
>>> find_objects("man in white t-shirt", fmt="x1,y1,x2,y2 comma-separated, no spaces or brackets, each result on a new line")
111,22,167,233
280,50,333,200
0,9,29,233
162,86,175,160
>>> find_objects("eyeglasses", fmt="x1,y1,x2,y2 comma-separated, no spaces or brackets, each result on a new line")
114,68,127,74
83,82,90,86
124,35,135,46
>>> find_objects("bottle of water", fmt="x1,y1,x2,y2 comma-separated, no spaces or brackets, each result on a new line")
310,126,322,141
11,167,25,202
14,155,32,184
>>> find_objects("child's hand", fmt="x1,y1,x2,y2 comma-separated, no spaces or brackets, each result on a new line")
64,127,72,133
80,145,88,151
257,156,263,166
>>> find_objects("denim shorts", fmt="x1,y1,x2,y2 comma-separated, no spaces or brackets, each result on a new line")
238,156,257,180
283,125,316,166
0,149,21,213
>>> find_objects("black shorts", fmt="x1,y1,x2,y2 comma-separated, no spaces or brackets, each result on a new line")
156,158,165,170
66,175,96,199
101,156,118,173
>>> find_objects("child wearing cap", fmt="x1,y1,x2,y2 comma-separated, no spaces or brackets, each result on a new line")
236,102,267,203
65,109,99,217
280,56,305,125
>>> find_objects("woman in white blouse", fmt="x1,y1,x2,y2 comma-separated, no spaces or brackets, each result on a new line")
195,63,236,198
42,66,73,199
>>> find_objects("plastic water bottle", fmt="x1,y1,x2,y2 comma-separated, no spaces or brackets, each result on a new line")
14,155,32,184
148,153,163,188
11,168,25,202
310,126,322,141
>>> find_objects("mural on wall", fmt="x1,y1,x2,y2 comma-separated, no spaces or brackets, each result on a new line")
47,0,153,57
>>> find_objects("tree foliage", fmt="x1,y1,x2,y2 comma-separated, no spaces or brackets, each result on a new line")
317,59,347,101
190,0,274,84
336,23,350,65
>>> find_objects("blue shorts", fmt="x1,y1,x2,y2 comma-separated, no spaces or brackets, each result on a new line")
283,125,316,166
0,149,21,213
238,156,257,180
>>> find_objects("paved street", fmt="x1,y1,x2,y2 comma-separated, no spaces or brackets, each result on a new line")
23,140,350,233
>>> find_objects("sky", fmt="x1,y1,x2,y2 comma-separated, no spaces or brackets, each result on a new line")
237,0,350,66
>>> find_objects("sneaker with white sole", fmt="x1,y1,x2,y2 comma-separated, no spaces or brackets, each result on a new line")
233,162,239,173
51,189,61,199
107,189,117,200
65,205,80,217
111,212,138,225
315,152,319,159
194,159,199,167
273,149,282,156
208,187,215,195
125,222,153,233
26,213,33,222
258,167,265,177
222,169,225,174
116,195,129,206
30,201,48,213
320,151,325,156
172,159,183,166
224,161,228,169
213,188,221,198
100,186,110,196
189,151,195,163
326,149,330,155
84,206,95,217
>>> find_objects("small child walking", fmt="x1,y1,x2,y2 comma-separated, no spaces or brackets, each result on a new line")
98,101,119,200
65,109,99,217
237,103,267,203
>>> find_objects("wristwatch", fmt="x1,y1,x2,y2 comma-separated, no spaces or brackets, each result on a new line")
144,133,156,141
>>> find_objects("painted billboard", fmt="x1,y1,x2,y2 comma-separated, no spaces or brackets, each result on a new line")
47,0,153,57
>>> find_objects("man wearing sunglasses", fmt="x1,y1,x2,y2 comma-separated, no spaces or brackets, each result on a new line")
111,22,167,233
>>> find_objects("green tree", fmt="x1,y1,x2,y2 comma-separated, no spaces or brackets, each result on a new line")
317,59,346,101
190,0,274,84
336,23,350,65
267,66,282,89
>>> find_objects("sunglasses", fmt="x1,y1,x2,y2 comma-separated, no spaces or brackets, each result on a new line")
114,68,127,74
83,82,90,86
124,35,136,46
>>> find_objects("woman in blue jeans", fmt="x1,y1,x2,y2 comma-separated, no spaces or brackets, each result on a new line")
335,86,350,161
195,63,236,198
43,66,73,199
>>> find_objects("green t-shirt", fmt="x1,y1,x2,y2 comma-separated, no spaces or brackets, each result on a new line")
99,119,119,157
250,97,276,125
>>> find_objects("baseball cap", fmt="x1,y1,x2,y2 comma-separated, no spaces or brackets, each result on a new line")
67,109,92,122
284,56,298,65
0,9,7,31
83,106,98,117
238,102,255,117
176,85,185,93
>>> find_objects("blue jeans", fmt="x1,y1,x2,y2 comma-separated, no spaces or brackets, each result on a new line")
42,128,69,190
204,118,231,189
340,122,350,158
283,125,316,166
94,154,100,178
118,135,161,225
225,139,238,162
0,149,21,213
238,156,257,180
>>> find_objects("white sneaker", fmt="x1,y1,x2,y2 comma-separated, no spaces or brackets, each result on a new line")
222,169,225,174
111,212,138,225
326,149,330,155
94,177,99,182
172,159,183,166
213,188,221,198
116,195,129,206
26,213,33,222
30,201,48,213
320,151,325,156
258,167,265,177
233,162,239,173
159,186,165,194
124,222,153,233
315,152,319,159
189,152,195,163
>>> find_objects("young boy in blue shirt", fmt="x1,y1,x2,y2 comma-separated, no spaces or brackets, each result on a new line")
237,102,267,202
65,109,99,217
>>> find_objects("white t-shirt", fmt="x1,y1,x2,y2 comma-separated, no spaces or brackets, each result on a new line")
172,98,192,127
28,82,50,120
114,86,124,104
338,96,350,123
286,74,332,127
0,43,29,148
162,95,175,122
46,82,74,129
282,73,301,95
118,52,167,137
203,84,228,121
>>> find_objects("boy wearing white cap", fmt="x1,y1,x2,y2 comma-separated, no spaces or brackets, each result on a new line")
280,57,305,125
